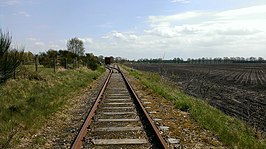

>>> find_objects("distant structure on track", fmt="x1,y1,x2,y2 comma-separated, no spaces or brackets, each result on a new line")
105,56,114,65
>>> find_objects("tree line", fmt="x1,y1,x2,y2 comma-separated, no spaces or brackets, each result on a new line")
0,30,102,83
136,57,265,64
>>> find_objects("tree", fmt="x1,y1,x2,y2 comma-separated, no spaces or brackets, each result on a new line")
39,49,58,68
258,57,264,62
67,37,85,56
97,55,104,64
22,51,34,64
85,53,99,70
58,49,75,68
0,30,24,82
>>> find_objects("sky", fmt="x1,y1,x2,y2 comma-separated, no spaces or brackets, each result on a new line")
1,0,266,60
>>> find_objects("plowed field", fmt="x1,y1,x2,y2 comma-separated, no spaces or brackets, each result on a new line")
126,63,266,132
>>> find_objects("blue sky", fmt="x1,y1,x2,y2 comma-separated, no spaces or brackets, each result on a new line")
1,0,266,60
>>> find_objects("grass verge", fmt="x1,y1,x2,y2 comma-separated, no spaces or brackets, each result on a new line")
123,65,266,149
0,66,105,148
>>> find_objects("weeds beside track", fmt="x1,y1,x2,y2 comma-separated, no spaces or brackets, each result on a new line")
0,66,105,148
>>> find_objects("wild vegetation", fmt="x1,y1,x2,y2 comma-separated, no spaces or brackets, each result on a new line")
0,65,105,148
0,30,24,83
0,29,106,148
1,30,103,83
123,65,266,148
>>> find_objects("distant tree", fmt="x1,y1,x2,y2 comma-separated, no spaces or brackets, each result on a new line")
98,55,104,63
173,57,182,64
67,37,85,56
0,30,24,82
38,49,58,68
115,57,122,63
58,50,76,68
187,58,191,64
67,38,85,68
249,57,257,62
223,57,230,64
38,52,49,67
47,49,57,58
22,51,34,64
258,57,264,62
85,53,99,70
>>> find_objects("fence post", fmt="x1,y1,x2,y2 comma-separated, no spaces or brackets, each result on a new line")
77,57,79,68
73,58,75,69
35,55,38,73
53,56,56,73
65,58,67,69
13,67,16,79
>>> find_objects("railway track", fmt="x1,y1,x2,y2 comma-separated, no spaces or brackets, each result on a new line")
71,65,168,148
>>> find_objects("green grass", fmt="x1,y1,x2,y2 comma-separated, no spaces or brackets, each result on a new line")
123,65,266,149
0,65,105,148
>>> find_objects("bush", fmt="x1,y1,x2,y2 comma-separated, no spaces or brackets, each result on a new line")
85,53,99,70
87,60,98,70
0,30,23,83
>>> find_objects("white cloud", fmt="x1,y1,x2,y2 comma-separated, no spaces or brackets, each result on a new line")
216,5,266,19
60,39,68,44
170,0,190,4
0,0,20,6
92,5,266,59
102,31,138,41
14,11,30,17
112,32,127,40
21,5,266,59
26,37,37,41
35,42,44,46
148,11,203,25
129,35,138,40
79,38,93,44
50,44,60,49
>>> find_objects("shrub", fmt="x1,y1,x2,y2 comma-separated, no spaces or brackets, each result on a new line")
0,30,24,83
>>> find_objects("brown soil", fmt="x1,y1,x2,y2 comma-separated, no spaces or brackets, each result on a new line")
127,63,266,132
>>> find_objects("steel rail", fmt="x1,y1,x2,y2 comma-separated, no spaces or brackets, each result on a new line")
71,68,113,149
118,66,168,149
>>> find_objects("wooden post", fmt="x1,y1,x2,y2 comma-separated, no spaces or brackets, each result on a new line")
76,57,79,68
53,56,56,73
13,67,16,79
73,58,75,69
65,58,67,69
35,55,38,73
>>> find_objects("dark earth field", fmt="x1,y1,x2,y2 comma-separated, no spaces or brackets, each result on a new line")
126,63,266,132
